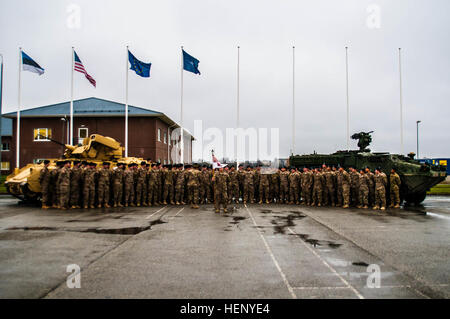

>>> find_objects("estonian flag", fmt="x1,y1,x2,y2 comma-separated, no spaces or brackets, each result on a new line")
21,51,44,75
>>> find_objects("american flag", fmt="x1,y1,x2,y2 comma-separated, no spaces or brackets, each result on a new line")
212,153,227,169
74,51,96,87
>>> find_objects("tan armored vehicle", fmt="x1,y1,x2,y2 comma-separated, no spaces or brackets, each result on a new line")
5,134,144,202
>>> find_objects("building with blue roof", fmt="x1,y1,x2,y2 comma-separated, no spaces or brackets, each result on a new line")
3,97,193,169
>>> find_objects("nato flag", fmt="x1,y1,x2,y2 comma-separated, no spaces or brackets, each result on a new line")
128,50,151,77
182,49,201,75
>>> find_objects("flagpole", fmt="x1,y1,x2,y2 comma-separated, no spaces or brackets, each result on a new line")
180,46,184,164
236,45,240,168
292,46,295,156
16,47,22,169
70,47,74,145
398,48,404,155
0,54,4,168
125,45,129,158
345,46,350,151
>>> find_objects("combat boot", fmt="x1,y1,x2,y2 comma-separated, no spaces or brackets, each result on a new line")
41,205,50,210
380,206,386,210
389,204,394,208
266,200,270,204
130,203,135,207
223,208,228,213
90,205,95,209
394,204,400,209
97,205,102,208
124,203,128,207
342,204,349,209
215,209,220,213
258,200,263,204
113,204,117,208
83,206,88,209
363,205,368,209
105,204,111,208
137,203,140,207
373,206,379,210
71,205,77,209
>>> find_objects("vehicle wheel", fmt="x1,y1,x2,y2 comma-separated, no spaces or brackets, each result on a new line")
404,192,427,206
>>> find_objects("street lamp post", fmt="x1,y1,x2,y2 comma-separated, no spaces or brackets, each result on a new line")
416,120,421,159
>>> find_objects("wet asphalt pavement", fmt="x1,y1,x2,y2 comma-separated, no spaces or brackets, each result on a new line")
0,195,449,299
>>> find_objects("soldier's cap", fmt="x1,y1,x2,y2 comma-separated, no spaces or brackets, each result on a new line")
185,164,192,168
238,164,243,167
146,163,150,167
376,167,382,171
43,160,50,164
90,162,97,166
81,161,88,165
151,163,157,168
128,163,134,167
73,160,80,165
103,162,110,166
141,161,147,166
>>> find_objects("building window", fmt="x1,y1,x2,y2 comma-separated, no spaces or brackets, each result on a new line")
163,159,166,165
1,162,10,171
168,129,171,145
78,127,88,144
1,142,9,151
34,128,52,141
158,128,161,142
33,159,46,164
158,158,161,164
164,132,167,144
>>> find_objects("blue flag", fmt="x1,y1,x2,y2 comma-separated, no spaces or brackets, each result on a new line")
182,49,201,75
128,50,151,77
22,51,45,75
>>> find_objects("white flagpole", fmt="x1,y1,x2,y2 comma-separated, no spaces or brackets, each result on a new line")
70,47,74,145
125,45,129,158
236,45,240,168
16,47,22,169
292,46,295,155
345,46,350,151
180,46,184,164
398,48,404,155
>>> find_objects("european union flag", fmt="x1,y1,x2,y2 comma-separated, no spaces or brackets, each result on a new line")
128,50,151,77
182,49,201,75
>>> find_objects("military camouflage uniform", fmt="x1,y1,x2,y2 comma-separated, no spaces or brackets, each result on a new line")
279,170,290,203
162,168,175,205
135,166,148,206
359,173,370,208
312,171,325,206
213,170,230,212
390,172,401,208
123,168,135,207
58,166,71,209
288,171,300,204
50,166,61,207
270,172,280,203
337,170,351,208
350,170,360,207
186,168,201,207
70,165,83,208
83,167,97,208
229,169,240,203
97,167,111,207
112,167,124,207
243,169,255,204
175,168,186,205
147,168,159,206
323,170,336,206
301,170,313,205
258,173,270,204
39,166,51,207
374,172,388,209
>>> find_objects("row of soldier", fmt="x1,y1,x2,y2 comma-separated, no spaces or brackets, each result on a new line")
39,160,401,213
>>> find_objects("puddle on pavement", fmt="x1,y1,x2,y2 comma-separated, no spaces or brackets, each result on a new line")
270,212,306,234
288,233,343,249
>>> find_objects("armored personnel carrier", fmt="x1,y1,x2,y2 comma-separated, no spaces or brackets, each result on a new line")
288,132,447,205
5,134,144,202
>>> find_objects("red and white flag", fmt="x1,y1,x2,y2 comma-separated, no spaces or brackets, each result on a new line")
74,51,96,87
212,153,227,169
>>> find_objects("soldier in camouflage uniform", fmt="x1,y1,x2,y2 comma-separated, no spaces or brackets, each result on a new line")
288,168,300,204
147,164,159,206
50,161,63,208
112,162,125,207
162,165,175,205
374,168,388,210
270,170,280,203
83,162,97,209
301,168,313,206
337,167,351,208
311,168,325,206
243,166,255,204
358,169,370,209
201,165,212,204
175,164,186,205
258,170,270,204
229,166,240,204
279,167,290,204
57,161,71,210
97,162,111,208
123,163,136,207
389,168,401,209
69,160,82,209
39,160,51,209
155,163,163,205
323,166,336,206
254,166,261,203
349,167,360,207
212,166,230,213
365,167,376,207
135,161,148,207
185,165,201,208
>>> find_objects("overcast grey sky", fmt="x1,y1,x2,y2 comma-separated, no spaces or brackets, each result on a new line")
1,0,449,160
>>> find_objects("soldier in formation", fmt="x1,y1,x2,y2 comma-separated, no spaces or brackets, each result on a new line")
39,160,399,212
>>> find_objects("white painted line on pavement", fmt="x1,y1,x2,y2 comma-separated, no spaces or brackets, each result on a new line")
245,204,297,299
287,226,364,299
293,286,350,290
169,207,185,220
145,206,167,219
